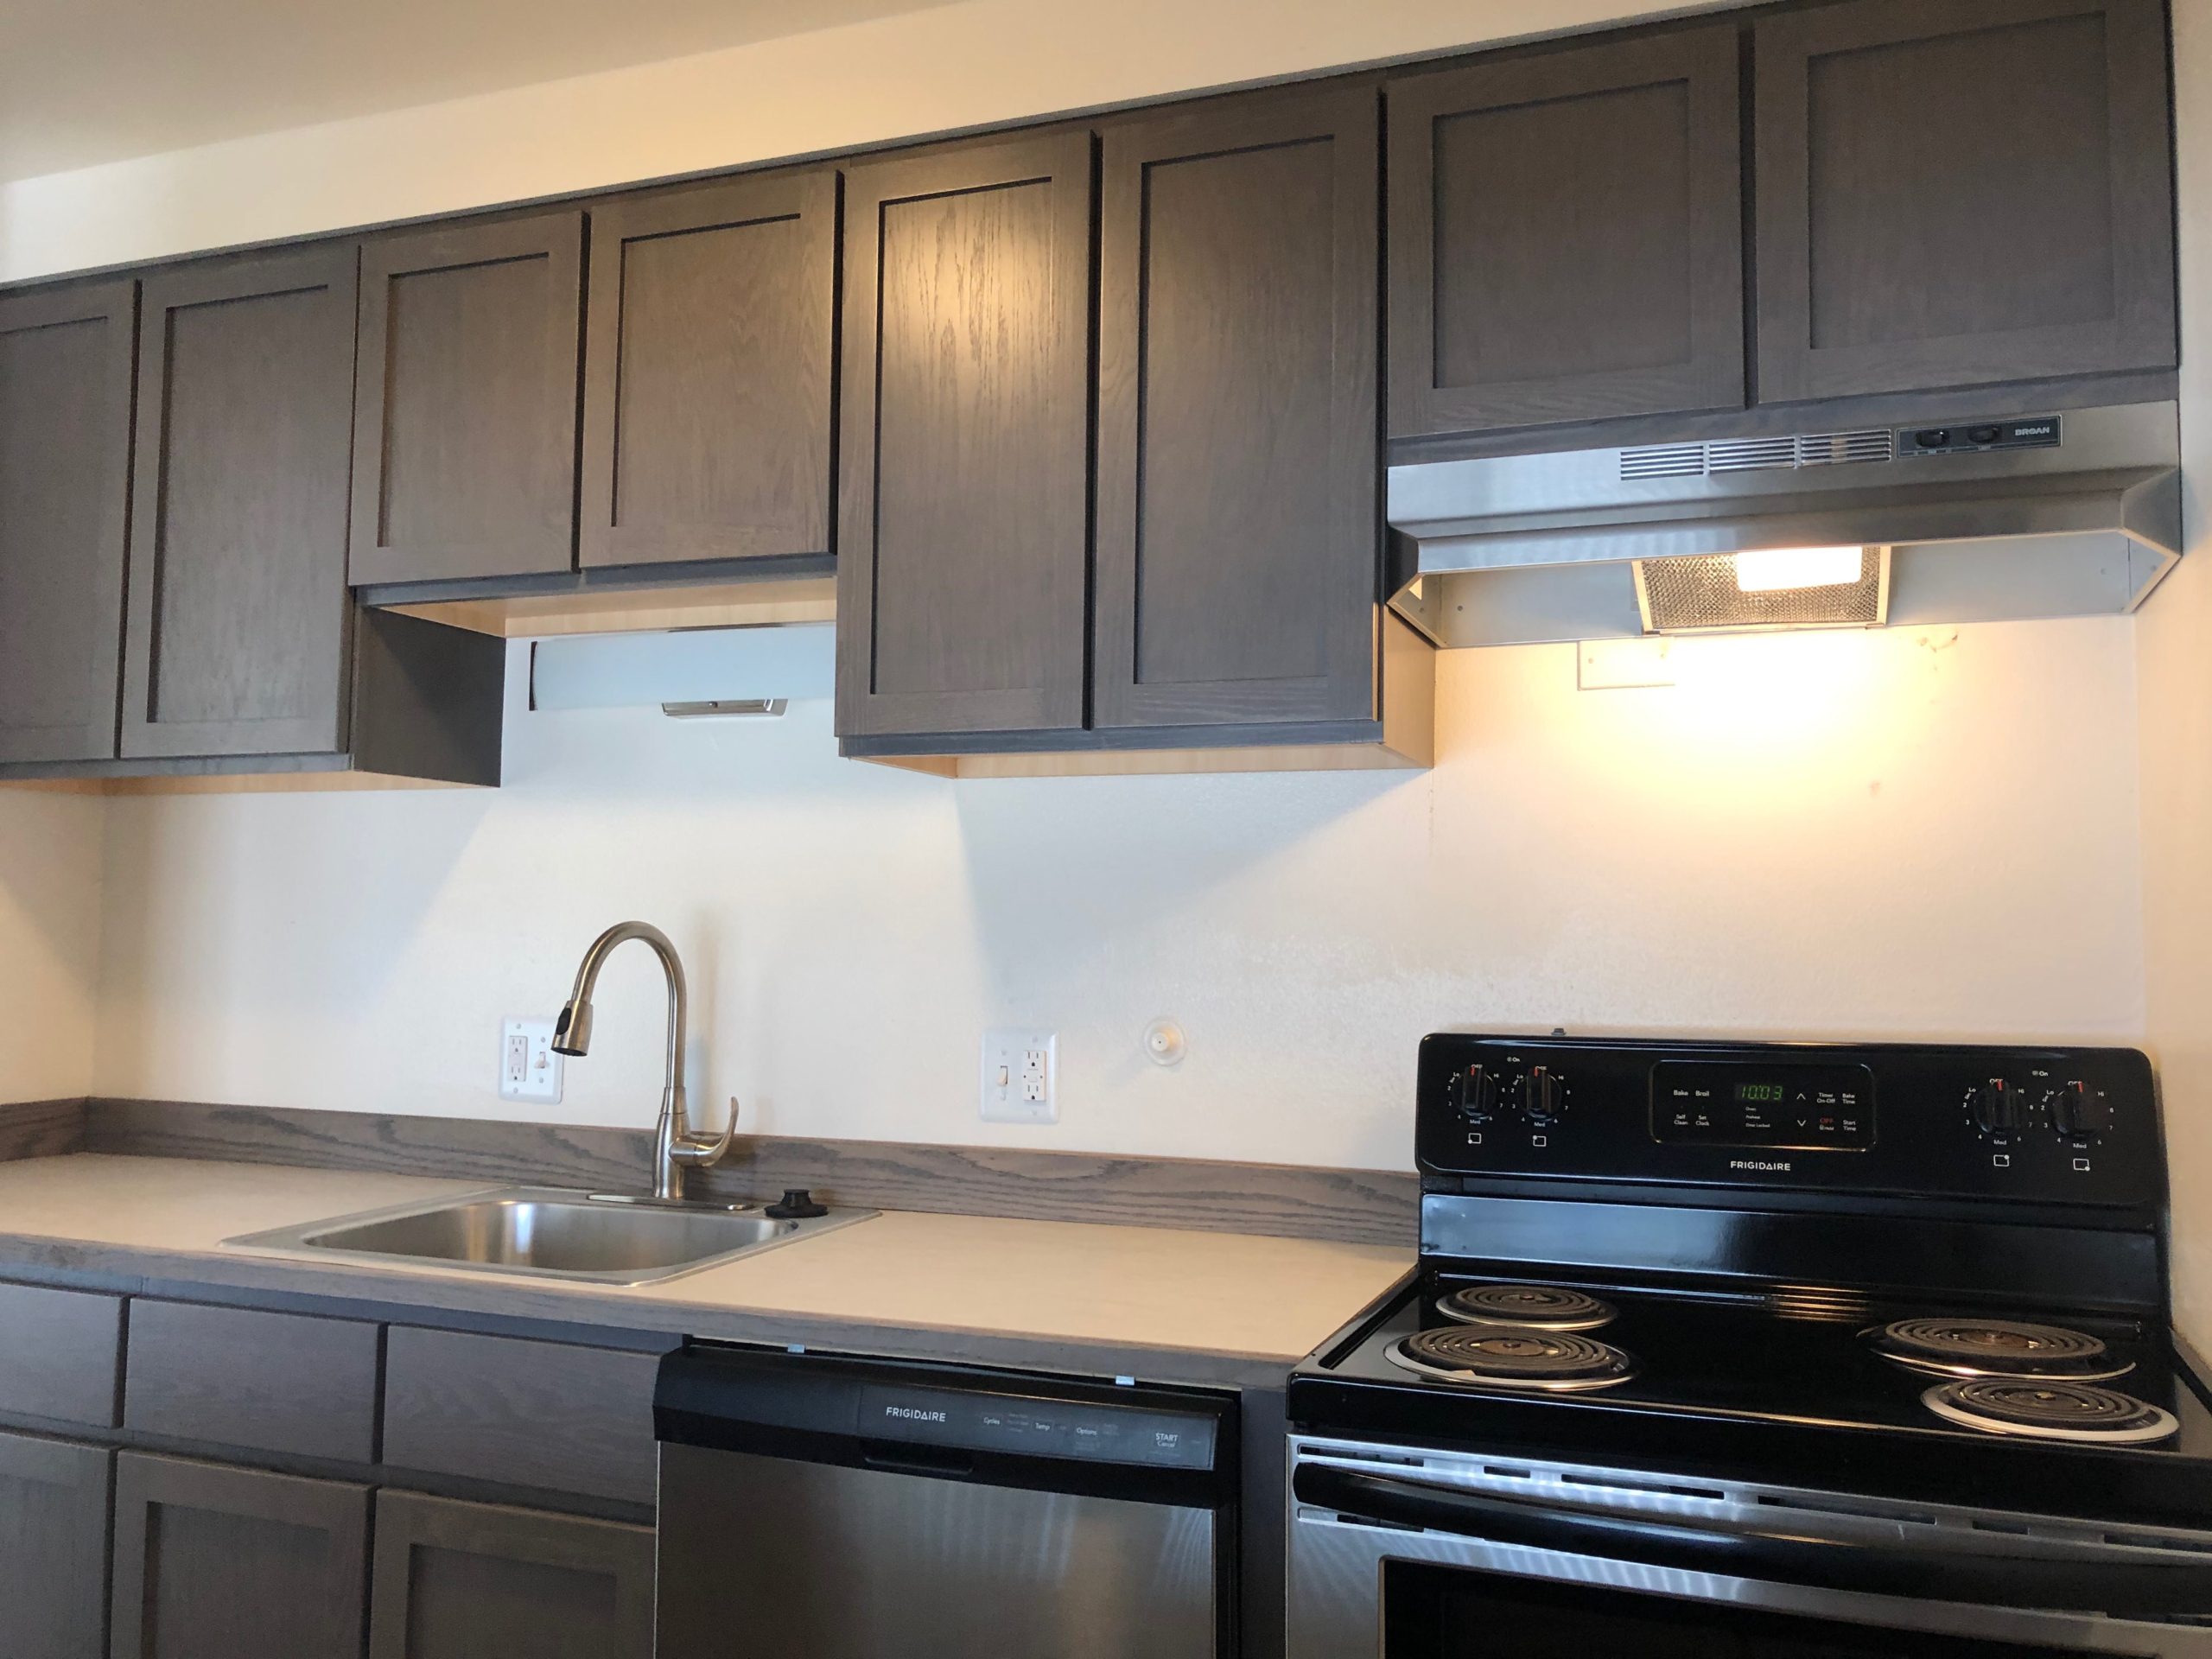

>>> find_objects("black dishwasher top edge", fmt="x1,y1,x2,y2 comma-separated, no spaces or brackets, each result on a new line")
656,1340,1239,1507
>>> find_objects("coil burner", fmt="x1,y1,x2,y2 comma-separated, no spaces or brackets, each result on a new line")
1438,1284,1617,1332
1389,1327,1636,1393
1868,1319,2131,1382
1922,1380,2178,1444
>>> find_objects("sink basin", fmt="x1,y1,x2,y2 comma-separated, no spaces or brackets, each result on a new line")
225,1187,873,1286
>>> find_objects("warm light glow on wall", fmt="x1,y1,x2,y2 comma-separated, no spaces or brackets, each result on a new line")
1732,546,1866,592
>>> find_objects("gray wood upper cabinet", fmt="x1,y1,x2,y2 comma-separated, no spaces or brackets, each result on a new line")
835,133,1095,741
0,283,136,766
367,1491,654,1659
350,212,585,587
1387,25,1745,438
110,1452,370,1659
1753,0,2177,403
123,246,359,760
0,1429,111,1659
1094,87,1381,730
581,172,837,570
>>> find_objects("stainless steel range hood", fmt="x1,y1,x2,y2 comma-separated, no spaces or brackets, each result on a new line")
1386,402,2182,648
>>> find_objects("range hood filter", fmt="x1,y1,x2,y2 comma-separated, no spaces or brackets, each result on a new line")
1636,547,1888,633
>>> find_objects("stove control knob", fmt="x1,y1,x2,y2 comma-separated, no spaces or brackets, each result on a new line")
1457,1065,1497,1119
1522,1065,1563,1123
1972,1077,2019,1135
2052,1080,2113,1140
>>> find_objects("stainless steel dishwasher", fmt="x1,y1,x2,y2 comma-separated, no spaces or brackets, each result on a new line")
655,1343,1238,1658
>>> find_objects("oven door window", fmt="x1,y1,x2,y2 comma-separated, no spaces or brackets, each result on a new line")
1384,1564,2099,1658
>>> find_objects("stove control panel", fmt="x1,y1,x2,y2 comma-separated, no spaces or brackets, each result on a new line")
1417,1035,2158,1211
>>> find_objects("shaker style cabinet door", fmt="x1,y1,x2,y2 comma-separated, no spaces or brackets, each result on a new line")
1753,0,2177,403
109,1452,370,1659
1387,25,1745,438
349,212,584,586
1095,86,1381,730
123,247,359,760
367,1491,654,1659
580,171,836,570
0,1429,111,1659
0,282,136,765
834,133,1094,741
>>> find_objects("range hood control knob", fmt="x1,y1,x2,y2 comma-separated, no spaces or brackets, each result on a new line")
1972,1078,2018,1135
1458,1065,1497,1119
2052,1081,2112,1140
1522,1066,1563,1123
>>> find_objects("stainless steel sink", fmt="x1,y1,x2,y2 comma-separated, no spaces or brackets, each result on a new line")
225,1187,874,1286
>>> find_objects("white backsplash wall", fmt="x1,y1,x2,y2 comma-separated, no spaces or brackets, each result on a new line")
0,789,105,1103
90,623,2145,1171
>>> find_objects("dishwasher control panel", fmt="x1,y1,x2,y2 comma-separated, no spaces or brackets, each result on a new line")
859,1382,1216,1468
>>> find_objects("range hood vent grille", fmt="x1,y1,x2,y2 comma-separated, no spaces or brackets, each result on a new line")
1637,549,1886,632
1622,428,1896,481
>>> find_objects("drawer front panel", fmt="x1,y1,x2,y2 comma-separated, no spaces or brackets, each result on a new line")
0,1282,124,1427
125,1300,380,1463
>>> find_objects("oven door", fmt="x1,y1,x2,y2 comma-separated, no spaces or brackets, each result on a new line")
1288,1436,2212,1659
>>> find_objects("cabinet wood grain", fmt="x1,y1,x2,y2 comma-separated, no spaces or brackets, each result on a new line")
0,1429,111,1659
1096,86,1380,729
0,1281,123,1427
351,213,584,584
1754,0,2177,402
0,282,136,765
381,1325,665,1504
581,172,836,569
124,1300,379,1464
368,1491,653,1659
110,1452,369,1659
1388,25,1745,436
124,247,359,760
835,133,1094,741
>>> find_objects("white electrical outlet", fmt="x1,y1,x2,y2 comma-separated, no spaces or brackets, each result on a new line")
499,1017,564,1105
981,1030,1057,1124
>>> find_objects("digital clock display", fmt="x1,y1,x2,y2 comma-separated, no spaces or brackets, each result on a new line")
1736,1082,1786,1103
1650,1060,1877,1151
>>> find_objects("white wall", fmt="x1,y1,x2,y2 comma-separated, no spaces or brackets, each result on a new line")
0,791,105,1103
2138,2,2212,1340
92,625,2146,1170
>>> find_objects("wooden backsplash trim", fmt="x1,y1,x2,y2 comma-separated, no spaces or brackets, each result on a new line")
78,1099,1416,1248
0,1099,88,1162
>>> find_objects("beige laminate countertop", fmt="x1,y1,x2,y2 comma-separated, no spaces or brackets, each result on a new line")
0,1154,1413,1388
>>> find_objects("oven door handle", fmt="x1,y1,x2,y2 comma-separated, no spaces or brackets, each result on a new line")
1294,1463,2212,1617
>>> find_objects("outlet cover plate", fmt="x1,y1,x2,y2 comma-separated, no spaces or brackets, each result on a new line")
981,1030,1057,1124
500,1017,564,1105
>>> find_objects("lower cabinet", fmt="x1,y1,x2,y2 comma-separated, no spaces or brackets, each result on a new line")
110,1451,372,1659
367,1491,656,1659
0,1428,111,1659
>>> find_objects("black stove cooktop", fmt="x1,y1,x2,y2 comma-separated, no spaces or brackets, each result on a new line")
1290,1036,2212,1529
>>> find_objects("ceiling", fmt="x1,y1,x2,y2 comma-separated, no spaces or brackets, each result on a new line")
0,0,949,182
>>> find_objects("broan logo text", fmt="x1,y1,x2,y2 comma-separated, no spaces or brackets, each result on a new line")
884,1406,949,1423
1730,1159,1793,1173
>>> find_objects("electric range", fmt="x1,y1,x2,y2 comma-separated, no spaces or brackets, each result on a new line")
1286,1035,2212,1658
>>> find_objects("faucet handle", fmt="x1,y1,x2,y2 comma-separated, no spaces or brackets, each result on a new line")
672,1096,741,1169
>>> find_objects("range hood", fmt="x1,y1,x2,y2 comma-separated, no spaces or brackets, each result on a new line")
1386,401,2182,648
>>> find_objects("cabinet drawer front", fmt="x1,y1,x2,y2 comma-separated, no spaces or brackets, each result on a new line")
369,1490,654,1659
0,1282,124,1427
382,1327,666,1504
124,1300,379,1463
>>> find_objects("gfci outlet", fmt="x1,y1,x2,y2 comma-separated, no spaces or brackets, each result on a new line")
981,1030,1057,1124
499,1017,564,1105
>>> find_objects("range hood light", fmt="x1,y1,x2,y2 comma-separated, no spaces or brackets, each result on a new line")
1733,546,1866,594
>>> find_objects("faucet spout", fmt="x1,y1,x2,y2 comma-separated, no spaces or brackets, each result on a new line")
554,921,737,1200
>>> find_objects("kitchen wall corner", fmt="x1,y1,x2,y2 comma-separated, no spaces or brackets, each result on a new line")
0,786,104,1103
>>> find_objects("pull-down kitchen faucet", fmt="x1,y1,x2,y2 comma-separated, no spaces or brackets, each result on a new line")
553,921,737,1201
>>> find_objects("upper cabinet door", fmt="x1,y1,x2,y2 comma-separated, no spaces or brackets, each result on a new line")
1095,87,1380,731
1388,26,1745,439
0,281,136,764
350,212,584,586
124,247,359,760
835,134,1094,741
1754,0,2177,404
580,172,836,571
